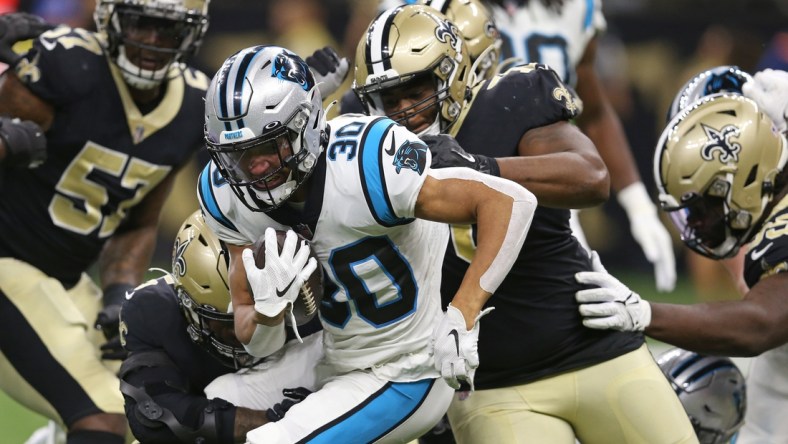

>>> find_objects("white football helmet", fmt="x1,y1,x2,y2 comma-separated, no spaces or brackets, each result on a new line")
205,45,326,212
94,0,210,90
657,348,746,444
667,65,753,122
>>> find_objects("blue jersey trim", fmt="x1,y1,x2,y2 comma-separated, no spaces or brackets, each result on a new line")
583,0,594,31
198,163,237,232
303,379,434,443
359,118,410,227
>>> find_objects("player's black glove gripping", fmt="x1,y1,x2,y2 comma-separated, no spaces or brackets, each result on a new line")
305,46,349,98
422,134,500,176
0,12,53,66
0,116,46,168
95,283,134,359
265,387,312,422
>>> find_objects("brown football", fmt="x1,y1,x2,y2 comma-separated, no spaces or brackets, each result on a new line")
251,229,323,325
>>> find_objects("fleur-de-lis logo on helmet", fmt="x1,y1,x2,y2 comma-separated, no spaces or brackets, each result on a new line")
172,236,191,277
700,123,741,163
434,18,461,53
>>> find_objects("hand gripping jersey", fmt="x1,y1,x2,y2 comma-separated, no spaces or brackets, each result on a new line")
492,0,606,86
443,64,643,389
199,114,448,380
0,27,208,287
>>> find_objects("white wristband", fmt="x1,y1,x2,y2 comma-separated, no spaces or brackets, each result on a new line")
617,182,657,216
243,322,286,358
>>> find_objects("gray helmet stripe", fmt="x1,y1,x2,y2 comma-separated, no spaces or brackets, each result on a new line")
216,46,264,130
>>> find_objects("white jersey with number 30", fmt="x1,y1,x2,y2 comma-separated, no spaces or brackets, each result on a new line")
198,114,448,381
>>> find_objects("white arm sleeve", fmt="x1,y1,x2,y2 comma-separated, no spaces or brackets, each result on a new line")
427,167,537,293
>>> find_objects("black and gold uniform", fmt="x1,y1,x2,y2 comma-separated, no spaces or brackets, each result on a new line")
442,64,643,389
0,25,207,432
440,65,693,443
0,26,207,285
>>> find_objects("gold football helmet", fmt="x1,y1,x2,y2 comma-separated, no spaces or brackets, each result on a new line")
353,4,472,134
94,0,210,89
655,93,788,259
173,210,253,368
422,0,501,83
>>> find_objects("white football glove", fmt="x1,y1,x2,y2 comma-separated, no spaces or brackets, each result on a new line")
743,68,788,132
617,182,676,292
242,228,318,319
432,304,494,390
575,251,652,332
306,46,349,99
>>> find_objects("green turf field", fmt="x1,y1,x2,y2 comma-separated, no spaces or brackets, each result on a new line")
0,270,704,443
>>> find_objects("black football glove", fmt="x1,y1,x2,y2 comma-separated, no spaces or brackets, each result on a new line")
95,283,134,341
265,387,312,422
421,134,500,176
0,117,46,168
305,46,349,98
0,12,53,66
100,336,128,361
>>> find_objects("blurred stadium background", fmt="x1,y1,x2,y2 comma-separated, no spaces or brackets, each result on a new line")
1,0,784,441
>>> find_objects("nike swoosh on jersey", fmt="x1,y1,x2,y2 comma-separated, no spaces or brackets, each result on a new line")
750,242,773,261
448,329,460,355
276,277,297,297
385,134,396,156
125,291,135,300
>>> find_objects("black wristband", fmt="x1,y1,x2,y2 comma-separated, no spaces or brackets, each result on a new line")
478,155,500,177
102,283,136,307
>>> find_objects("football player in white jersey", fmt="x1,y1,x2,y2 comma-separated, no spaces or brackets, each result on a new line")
197,45,537,443
490,0,677,292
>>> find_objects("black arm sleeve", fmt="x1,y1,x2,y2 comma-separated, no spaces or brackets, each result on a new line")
119,351,237,444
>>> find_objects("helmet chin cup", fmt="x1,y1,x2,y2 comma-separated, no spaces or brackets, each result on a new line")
117,46,170,90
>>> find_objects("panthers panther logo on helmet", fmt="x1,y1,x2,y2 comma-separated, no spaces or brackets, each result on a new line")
273,51,315,91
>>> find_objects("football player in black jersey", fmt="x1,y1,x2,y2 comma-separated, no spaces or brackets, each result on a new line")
0,1,212,442
353,5,697,443
576,87,788,443
119,210,322,443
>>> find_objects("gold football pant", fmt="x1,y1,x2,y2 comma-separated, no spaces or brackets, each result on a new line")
447,344,698,444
